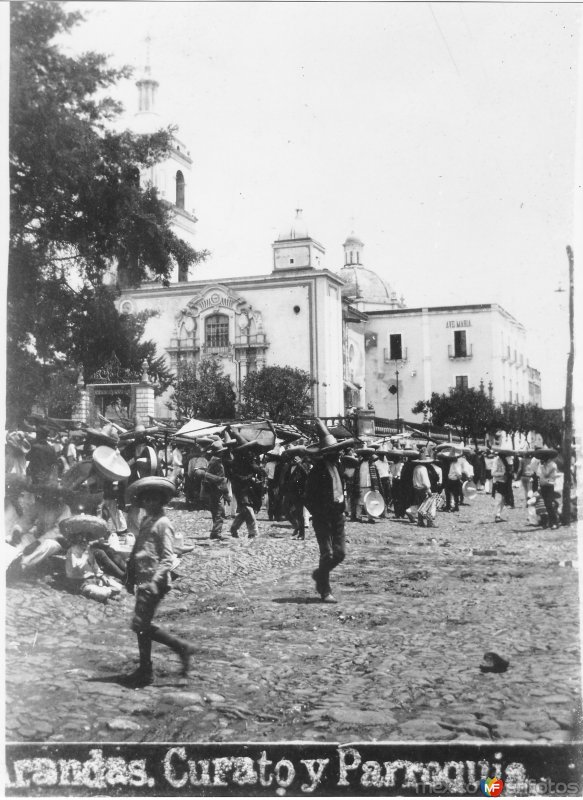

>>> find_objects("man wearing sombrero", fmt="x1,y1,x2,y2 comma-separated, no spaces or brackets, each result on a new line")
229,430,264,539
304,420,355,603
124,476,195,686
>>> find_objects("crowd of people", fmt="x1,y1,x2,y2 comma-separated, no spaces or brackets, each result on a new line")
4,415,575,685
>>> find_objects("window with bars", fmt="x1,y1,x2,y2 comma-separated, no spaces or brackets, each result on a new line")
205,314,229,347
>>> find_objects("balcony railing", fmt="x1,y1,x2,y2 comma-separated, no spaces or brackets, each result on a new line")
448,344,473,359
234,333,269,348
202,344,232,356
383,347,408,363
168,336,197,351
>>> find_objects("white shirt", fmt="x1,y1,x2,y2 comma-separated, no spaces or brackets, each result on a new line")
413,464,431,490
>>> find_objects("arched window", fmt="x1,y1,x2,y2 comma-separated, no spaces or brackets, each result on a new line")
205,314,229,348
176,170,185,209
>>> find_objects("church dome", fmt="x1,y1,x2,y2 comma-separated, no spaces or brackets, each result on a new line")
338,264,396,303
278,209,309,241
338,231,405,306
343,234,364,247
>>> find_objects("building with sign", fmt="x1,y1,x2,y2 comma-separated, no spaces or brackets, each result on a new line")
362,303,540,419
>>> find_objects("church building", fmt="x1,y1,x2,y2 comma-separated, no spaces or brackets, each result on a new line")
118,52,541,423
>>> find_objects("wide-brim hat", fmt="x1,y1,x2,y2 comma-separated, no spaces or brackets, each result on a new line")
86,427,119,448
341,454,359,466
402,449,421,459
414,456,434,464
59,514,109,541
494,448,515,457
93,446,131,482
6,431,31,453
207,439,228,455
127,476,177,504
281,446,307,460
463,480,478,499
363,490,385,518
355,448,375,457
305,418,355,455
534,448,558,460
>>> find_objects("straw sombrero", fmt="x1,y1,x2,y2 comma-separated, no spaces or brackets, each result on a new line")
281,446,307,460
86,427,119,448
305,419,355,455
355,448,376,457
127,476,176,504
59,514,109,541
93,446,131,482
533,448,558,460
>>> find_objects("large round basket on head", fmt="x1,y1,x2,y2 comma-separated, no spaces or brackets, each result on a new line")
93,446,131,482
364,490,386,518
462,480,478,501
59,514,109,541
127,476,176,505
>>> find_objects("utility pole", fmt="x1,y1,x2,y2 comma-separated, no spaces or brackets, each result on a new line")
562,245,574,524
395,364,400,421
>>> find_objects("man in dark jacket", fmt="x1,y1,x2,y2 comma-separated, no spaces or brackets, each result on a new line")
303,420,355,603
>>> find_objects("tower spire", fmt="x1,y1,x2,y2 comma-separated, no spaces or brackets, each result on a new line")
136,34,159,114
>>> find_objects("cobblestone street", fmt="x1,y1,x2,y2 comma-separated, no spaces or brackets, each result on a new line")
6,493,581,745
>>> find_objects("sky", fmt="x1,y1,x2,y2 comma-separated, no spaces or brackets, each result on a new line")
58,1,582,408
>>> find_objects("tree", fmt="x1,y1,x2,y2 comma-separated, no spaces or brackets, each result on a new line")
412,387,499,446
8,2,207,420
240,366,314,421
167,359,236,420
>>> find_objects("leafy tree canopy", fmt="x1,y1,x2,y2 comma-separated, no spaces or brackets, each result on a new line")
167,359,237,421
8,1,206,421
240,366,314,422
412,387,499,445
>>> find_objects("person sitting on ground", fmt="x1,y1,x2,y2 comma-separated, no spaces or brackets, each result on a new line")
63,520,123,602
13,484,72,572
124,476,196,687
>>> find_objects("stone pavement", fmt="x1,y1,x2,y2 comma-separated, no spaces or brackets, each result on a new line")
5,492,581,745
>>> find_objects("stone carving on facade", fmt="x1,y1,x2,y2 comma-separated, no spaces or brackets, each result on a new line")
167,284,268,372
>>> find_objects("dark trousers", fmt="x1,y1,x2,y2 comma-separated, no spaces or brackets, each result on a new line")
92,545,126,581
208,492,225,538
132,585,189,669
312,509,346,595
540,484,558,526
287,494,306,536
445,478,462,510
267,480,277,520
380,476,392,509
